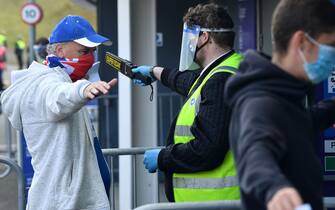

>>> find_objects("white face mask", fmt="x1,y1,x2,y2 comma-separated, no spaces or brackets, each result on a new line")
178,23,233,71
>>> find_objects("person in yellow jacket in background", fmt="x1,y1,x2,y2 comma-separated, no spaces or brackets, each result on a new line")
0,31,7,90
15,36,26,69
0,43,6,90
132,3,242,202
0,31,7,48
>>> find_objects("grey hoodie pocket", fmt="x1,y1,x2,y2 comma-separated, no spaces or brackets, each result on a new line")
61,159,76,194
56,159,78,208
67,159,77,192
68,160,74,187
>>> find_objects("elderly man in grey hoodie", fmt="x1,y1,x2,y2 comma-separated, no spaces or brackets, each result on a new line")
1,15,117,210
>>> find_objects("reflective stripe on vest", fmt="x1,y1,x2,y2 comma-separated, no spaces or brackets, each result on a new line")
172,52,243,202
173,176,238,189
174,125,192,137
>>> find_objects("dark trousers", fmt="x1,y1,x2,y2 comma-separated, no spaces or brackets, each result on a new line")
0,69,3,90
17,54,23,69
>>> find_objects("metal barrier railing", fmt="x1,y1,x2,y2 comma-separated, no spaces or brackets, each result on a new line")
102,147,164,210
0,156,25,210
0,145,332,210
133,200,241,210
132,198,335,210
102,147,335,210
324,197,335,209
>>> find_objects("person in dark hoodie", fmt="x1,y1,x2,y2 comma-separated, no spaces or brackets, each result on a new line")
224,0,335,210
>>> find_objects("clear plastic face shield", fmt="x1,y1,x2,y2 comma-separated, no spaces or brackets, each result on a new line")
179,23,201,71
178,23,234,71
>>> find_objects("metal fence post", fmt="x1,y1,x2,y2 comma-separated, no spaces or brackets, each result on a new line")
109,156,115,210
132,155,137,207
104,97,111,149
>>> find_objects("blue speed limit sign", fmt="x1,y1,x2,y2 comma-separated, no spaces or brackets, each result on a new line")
21,3,43,25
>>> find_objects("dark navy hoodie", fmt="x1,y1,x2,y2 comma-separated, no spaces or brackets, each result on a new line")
224,50,335,210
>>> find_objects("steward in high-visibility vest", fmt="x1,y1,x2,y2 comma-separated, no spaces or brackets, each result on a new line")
15,38,26,69
173,52,242,202
15,39,26,51
137,3,244,203
0,34,7,47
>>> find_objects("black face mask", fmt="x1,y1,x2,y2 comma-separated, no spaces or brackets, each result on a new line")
193,39,208,64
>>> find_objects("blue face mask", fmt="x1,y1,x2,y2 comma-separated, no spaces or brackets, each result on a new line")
299,33,335,84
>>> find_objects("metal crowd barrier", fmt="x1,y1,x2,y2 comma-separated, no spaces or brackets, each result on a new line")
0,156,26,210
102,147,163,210
324,197,335,209
134,197,335,210
133,200,241,210
0,147,333,210
102,147,335,210
132,198,335,210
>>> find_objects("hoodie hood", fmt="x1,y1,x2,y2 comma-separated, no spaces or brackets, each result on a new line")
225,50,313,107
1,62,67,131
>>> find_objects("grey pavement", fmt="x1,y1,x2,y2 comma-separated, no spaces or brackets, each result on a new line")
0,106,19,210
0,168,19,210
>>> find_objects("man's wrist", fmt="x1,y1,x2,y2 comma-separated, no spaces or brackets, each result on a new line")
78,80,92,100
150,66,157,80
151,66,164,81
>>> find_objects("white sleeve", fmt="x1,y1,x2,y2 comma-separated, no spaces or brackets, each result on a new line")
42,78,92,121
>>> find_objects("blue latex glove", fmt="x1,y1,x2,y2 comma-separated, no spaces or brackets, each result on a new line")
132,66,156,86
143,149,161,173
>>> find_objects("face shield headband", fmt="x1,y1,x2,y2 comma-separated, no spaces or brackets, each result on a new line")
178,23,233,71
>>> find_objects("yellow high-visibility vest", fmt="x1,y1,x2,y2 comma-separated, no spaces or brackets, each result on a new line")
173,52,242,202
16,40,26,50
0,34,6,46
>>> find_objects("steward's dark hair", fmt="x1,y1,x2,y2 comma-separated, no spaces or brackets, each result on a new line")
183,3,235,48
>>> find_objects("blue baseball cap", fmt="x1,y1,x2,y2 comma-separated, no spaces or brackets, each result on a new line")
49,15,112,47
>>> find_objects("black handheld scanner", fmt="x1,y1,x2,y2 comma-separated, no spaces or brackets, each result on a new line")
105,52,152,85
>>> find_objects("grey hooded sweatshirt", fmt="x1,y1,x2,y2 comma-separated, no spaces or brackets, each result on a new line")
1,62,110,210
